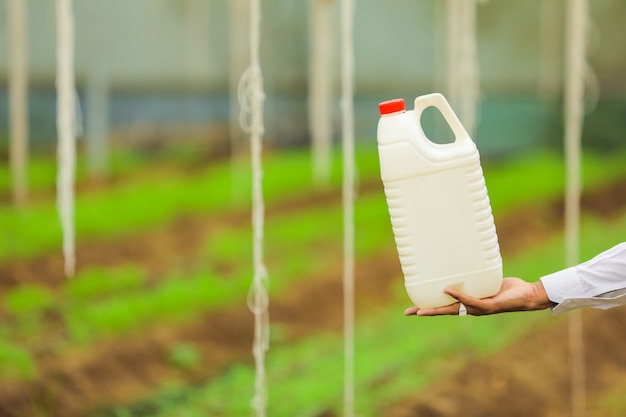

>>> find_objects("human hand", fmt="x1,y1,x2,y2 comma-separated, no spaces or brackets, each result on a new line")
404,277,554,316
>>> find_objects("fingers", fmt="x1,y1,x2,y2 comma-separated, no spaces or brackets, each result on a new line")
418,303,462,316
444,287,474,304
444,287,486,310
404,287,485,317
404,306,420,316
404,303,461,316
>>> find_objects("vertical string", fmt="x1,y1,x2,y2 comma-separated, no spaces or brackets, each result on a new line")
239,0,268,416
56,0,76,278
8,0,29,207
564,0,588,416
340,0,355,415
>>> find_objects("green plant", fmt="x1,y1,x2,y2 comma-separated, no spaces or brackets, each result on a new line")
168,343,201,370
0,146,380,262
4,285,54,317
66,265,146,300
0,341,37,380
2,146,626,264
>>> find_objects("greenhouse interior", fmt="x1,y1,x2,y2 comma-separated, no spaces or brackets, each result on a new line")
1,1,626,416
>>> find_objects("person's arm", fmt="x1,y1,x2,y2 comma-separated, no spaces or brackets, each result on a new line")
405,242,626,317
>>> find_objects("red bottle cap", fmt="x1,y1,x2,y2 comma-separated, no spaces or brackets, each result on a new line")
378,98,406,115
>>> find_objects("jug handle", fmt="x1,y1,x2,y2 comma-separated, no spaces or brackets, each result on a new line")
413,93,471,145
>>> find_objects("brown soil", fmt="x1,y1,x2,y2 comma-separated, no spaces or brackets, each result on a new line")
383,306,626,417
0,176,625,417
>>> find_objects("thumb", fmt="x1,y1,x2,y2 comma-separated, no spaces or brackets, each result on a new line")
443,287,462,299
444,287,480,306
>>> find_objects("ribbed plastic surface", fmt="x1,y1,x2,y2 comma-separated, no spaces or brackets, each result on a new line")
377,93,502,308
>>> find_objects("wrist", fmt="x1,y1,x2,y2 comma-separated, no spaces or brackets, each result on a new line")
529,280,554,310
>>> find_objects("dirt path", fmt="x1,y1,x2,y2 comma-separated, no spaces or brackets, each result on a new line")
0,177,624,417
383,306,626,417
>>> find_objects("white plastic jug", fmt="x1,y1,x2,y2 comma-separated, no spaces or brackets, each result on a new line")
377,93,502,309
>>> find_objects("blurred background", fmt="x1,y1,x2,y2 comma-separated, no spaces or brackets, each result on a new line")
0,1,625,417
1,0,625,157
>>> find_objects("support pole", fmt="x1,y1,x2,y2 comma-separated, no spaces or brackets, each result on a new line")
340,0,355,415
538,0,562,101
85,0,109,179
309,0,334,187
446,0,479,136
8,0,29,206
229,0,250,203
184,0,210,82
563,0,588,416
56,0,76,278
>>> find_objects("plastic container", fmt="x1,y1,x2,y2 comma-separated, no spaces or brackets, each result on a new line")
376,93,502,308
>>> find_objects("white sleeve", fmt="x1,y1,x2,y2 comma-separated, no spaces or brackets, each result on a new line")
540,242,626,315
